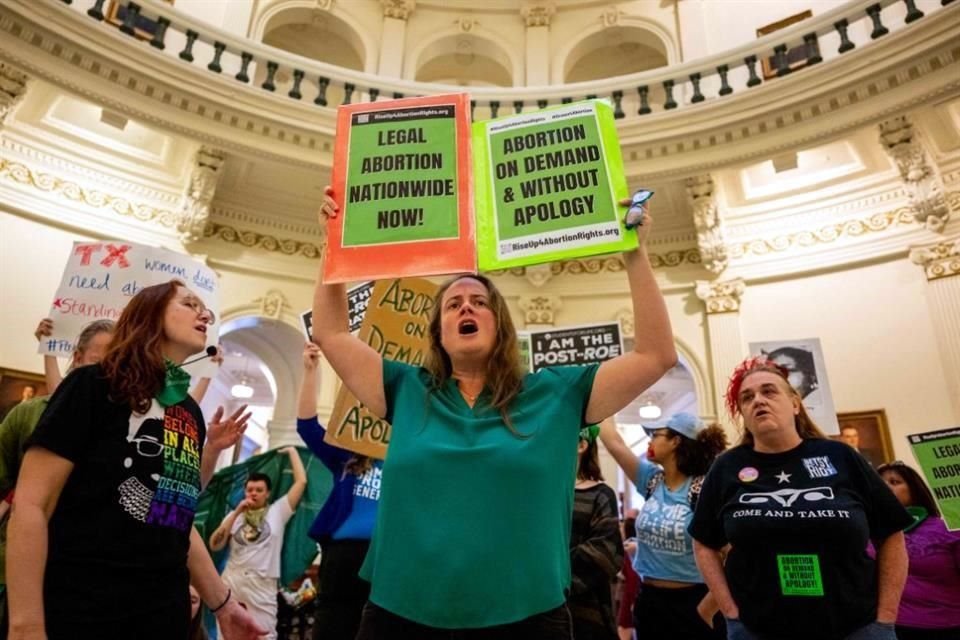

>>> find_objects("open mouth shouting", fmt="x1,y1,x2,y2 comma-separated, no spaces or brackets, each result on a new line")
753,407,771,420
458,319,478,336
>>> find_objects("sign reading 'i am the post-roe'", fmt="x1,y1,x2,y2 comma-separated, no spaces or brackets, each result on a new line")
323,94,476,283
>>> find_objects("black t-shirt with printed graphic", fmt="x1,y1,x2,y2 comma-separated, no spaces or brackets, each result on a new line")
688,438,911,640
26,364,206,627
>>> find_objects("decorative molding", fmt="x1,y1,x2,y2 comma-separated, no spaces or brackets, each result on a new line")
517,295,561,325
0,62,28,126
204,223,321,258
524,263,553,287
381,0,415,20
254,289,290,320
685,174,728,275
178,146,225,244
521,3,555,28
878,115,950,232
0,156,321,258
455,17,479,33
314,0,335,10
601,6,621,27
695,278,746,314
614,307,634,338
909,237,960,281
0,156,179,227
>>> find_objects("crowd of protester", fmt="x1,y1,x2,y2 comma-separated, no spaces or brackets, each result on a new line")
0,185,956,640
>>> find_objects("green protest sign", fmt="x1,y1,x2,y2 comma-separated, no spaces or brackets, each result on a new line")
908,426,960,531
518,332,532,372
473,100,633,271
343,107,461,246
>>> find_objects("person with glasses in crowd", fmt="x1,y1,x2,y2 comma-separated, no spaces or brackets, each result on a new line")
599,414,727,640
6,280,264,640
875,460,960,640
689,356,912,640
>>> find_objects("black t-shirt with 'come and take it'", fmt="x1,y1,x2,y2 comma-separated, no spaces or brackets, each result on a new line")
688,438,911,640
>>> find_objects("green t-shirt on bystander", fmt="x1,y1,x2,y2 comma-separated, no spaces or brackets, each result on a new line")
359,359,598,629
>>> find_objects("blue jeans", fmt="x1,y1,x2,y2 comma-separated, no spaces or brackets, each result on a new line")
726,618,897,640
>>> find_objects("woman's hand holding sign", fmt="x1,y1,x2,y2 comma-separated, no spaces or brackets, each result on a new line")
319,185,339,223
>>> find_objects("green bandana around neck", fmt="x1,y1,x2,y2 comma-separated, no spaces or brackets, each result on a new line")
243,507,267,530
156,359,191,407
579,424,600,443
904,505,929,533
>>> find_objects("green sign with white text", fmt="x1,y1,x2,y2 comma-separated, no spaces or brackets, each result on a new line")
908,426,960,531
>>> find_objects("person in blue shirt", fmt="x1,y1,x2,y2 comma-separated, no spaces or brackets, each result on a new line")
295,342,382,640
599,413,727,640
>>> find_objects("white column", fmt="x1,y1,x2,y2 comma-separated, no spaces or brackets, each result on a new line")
378,0,415,78
910,238,960,419
521,4,555,86
695,279,747,443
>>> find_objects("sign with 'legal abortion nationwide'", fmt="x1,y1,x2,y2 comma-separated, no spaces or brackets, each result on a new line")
41,241,220,369
323,94,475,283
528,321,624,372
325,277,439,459
908,426,960,531
473,100,633,271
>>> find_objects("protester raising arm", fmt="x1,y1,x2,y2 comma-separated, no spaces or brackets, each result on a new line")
34,318,62,394
585,198,677,424
280,446,307,510
312,187,386,417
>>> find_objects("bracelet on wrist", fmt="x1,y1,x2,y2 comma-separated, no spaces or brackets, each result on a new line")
210,588,232,614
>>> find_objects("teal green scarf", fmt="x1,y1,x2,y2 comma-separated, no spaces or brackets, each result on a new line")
156,359,191,407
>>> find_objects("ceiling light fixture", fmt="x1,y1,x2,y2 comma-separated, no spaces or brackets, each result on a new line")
638,401,662,420
231,359,254,399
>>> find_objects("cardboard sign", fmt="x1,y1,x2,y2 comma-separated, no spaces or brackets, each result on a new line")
473,100,633,271
299,281,375,340
749,338,840,435
41,240,219,369
528,321,623,372
325,277,439,458
908,426,960,531
324,94,476,283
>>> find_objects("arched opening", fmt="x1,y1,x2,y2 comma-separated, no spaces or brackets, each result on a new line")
260,7,366,71
199,315,305,468
412,34,514,87
563,26,668,83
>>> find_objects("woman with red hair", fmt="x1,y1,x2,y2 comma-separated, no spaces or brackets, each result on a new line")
7,280,265,640
689,357,912,640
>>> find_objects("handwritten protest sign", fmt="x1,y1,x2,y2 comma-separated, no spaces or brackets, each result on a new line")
473,100,633,271
749,338,840,435
908,426,960,531
528,321,623,372
325,277,438,458
300,281,374,340
324,94,476,283
41,241,220,368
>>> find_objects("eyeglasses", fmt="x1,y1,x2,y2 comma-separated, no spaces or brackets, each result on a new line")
649,430,673,440
179,297,216,324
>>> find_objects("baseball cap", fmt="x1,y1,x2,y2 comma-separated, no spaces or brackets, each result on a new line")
642,412,703,440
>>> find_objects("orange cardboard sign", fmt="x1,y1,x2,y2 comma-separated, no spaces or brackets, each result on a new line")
323,94,476,283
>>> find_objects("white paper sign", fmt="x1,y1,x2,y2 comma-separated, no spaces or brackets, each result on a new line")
41,241,220,374
748,337,840,435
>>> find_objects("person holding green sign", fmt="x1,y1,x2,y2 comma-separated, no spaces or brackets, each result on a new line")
312,185,676,636
875,461,960,640
689,356,913,640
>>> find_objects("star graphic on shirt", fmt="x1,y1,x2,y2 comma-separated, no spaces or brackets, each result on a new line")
776,471,792,484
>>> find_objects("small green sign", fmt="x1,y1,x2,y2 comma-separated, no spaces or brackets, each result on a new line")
518,332,532,372
777,554,824,596
908,426,960,531
342,107,460,247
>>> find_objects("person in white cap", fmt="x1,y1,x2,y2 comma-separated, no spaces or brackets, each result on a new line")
599,413,727,640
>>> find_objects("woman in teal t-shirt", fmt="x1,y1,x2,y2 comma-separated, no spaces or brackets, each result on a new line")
311,186,676,637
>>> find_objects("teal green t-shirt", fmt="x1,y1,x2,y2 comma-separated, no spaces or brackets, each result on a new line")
359,360,599,628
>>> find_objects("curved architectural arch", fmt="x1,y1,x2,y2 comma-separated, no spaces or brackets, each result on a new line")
673,335,715,420
250,1,375,73
405,27,522,87
553,17,679,84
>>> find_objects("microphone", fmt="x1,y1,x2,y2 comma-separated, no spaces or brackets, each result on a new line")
182,345,218,367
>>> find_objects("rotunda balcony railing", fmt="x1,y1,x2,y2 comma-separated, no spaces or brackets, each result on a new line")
52,0,955,121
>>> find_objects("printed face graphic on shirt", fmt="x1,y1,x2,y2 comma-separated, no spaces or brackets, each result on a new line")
234,519,272,546
117,400,202,532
